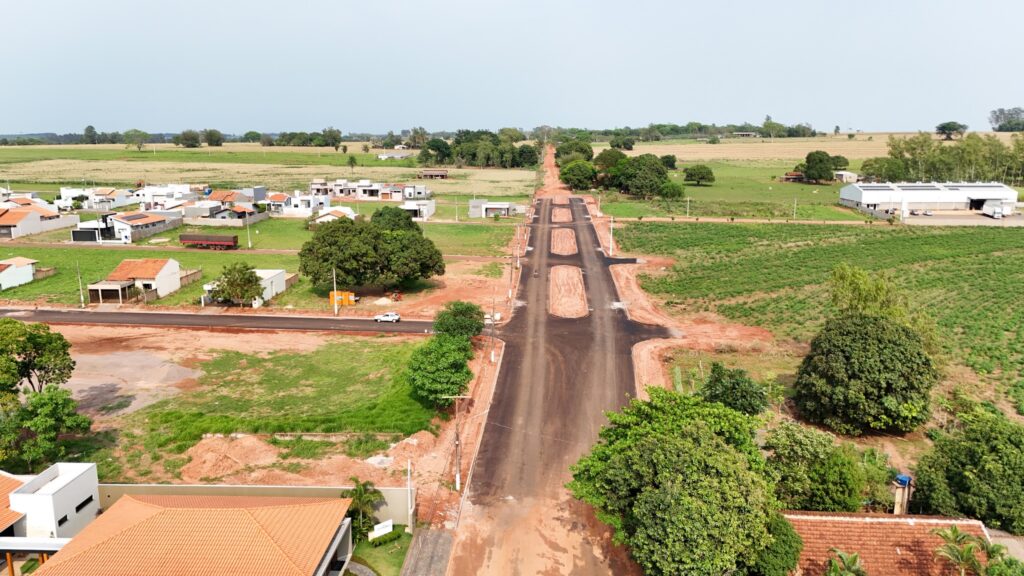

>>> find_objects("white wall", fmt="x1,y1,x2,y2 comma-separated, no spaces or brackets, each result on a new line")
151,259,181,297
9,463,99,538
0,264,34,290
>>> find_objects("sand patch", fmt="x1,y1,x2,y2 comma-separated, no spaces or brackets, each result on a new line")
548,265,588,318
550,228,578,256
69,351,201,415
552,196,570,205
551,207,573,223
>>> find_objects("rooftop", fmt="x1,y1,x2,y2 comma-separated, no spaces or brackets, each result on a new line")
106,259,172,281
0,208,34,226
0,473,24,532
35,495,351,576
0,257,38,267
785,511,989,576
111,211,166,226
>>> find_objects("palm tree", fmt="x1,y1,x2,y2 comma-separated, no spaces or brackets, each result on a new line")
932,527,983,576
341,476,385,541
826,548,868,576
972,536,1007,565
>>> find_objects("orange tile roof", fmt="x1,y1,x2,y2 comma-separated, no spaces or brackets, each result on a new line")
268,193,289,202
785,511,989,576
0,208,35,226
0,264,8,273
106,259,172,281
111,211,165,226
231,205,255,214
0,474,24,532
18,204,58,217
207,190,239,202
8,197,34,206
36,495,351,576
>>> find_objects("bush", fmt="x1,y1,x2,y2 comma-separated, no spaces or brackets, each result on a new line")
406,335,473,409
914,410,1024,534
700,362,768,415
369,529,403,547
794,313,937,435
659,154,677,170
560,160,597,190
746,513,803,576
433,301,485,339
684,164,716,185
555,140,593,164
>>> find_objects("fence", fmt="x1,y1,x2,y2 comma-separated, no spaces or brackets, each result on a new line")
179,268,203,287
183,211,269,228
99,481,416,526
33,267,56,280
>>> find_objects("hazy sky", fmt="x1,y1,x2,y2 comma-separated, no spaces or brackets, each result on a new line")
3,0,1022,135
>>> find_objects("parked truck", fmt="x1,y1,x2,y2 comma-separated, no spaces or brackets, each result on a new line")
180,233,239,249
982,201,1007,219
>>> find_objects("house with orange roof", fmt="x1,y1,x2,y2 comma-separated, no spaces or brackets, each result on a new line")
31,494,354,576
0,257,38,290
785,510,993,575
0,207,79,239
106,210,181,243
311,207,357,225
87,258,181,303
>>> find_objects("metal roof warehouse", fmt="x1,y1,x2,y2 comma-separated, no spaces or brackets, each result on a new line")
839,181,1018,212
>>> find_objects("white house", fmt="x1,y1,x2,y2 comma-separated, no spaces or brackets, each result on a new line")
59,187,133,210
109,211,180,243
0,257,38,290
0,207,80,239
203,268,288,308
402,185,432,200
833,170,859,184
87,258,182,304
6,462,100,539
267,193,330,218
132,184,193,208
312,208,357,224
839,182,1019,215
399,199,436,221
468,199,524,218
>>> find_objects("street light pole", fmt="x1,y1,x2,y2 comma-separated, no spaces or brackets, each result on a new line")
441,395,471,492
245,214,253,249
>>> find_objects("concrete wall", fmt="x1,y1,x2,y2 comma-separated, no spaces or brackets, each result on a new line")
10,464,99,539
0,265,34,290
151,259,181,297
98,482,416,526
183,211,269,227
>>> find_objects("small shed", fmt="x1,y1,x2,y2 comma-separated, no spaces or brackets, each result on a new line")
418,169,449,180
834,170,859,183
0,257,38,290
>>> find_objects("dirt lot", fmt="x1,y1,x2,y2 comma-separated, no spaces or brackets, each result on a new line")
551,207,573,223
550,228,578,256
592,132,1017,161
548,265,588,318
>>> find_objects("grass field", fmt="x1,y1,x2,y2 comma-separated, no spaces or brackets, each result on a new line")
89,338,432,481
352,528,413,576
598,161,864,221
619,222,1024,388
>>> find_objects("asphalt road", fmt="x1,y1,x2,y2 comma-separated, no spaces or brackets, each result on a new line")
0,308,434,333
449,197,667,574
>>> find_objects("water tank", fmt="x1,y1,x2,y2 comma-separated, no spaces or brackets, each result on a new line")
895,474,912,487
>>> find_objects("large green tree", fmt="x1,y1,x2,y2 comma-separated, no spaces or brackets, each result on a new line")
803,150,835,182
202,128,225,147
433,301,485,339
914,410,1024,534
794,313,937,435
611,154,669,199
211,262,263,305
406,335,473,409
593,148,627,173
321,127,342,151
0,319,75,394
559,160,596,190
298,217,444,290
123,129,150,151
83,125,98,144
1,387,91,473
936,121,969,140
555,140,593,164
175,129,202,148
569,423,774,575
684,164,715,185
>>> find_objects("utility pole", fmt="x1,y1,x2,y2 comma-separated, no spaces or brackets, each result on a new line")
609,216,614,256
441,395,471,492
792,198,797,220
454,198,458,222
686,197,691,217
332,268,339,317
76,261,85,308
245,214,253,249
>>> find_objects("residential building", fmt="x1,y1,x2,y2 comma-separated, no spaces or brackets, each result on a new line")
418,169,448,180
266,193,329,218
32,495,353,576
0,257,38,290
0,207,79,239
399,199,436,221
203,268,290,308
309,179,330,195
402,185,431,199
839,182,1019,215
7,464,99,540
131,184,193,209
468,199,523,218
834,170,859,183
312,208,357,224
785,511,990,576
108,211,181,243
87,258,181,303
182,200,224,219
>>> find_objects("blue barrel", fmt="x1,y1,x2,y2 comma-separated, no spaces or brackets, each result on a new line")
895,474,912,487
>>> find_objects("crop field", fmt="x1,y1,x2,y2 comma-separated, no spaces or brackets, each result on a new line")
618,222,1024,388
0,143,537,196
89,338,431,480
591,131,1017,161
598,161,864,221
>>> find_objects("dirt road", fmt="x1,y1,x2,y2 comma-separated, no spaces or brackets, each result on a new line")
448,170,666,573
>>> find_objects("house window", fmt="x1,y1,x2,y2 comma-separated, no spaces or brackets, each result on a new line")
75,495,94,513
57,515,68,526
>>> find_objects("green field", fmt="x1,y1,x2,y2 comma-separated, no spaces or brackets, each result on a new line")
90,338,433,481
352,528,413,576
0,146,416,168
618,222,1024,386
598,161,864,221
422,223,515,257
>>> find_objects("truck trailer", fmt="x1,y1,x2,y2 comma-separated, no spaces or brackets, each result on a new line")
180,233,239,249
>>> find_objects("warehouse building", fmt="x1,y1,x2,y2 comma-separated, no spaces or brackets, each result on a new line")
840,182,1018,216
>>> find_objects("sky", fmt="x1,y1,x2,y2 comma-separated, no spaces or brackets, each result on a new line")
3,0,1023,135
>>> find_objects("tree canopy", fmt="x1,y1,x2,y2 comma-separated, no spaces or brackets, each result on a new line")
683,164,716,186
748,513,804,576
174,129,202,148
593,148,627,172
936,121,968,140
123,129,150,151
699,362,768,415
321,127,342,151
803,150,836,182
201,128,224,147
0,319,75,394
298,217,444,290
210,262,263,305
560,160,596,190
555,140,594,165
433,301,485,339
608,154,670,199
794,313,937,435
406,334,474,409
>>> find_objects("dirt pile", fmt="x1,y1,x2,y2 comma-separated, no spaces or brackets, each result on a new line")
550,228,578,256
181,435,281,482
549,265,588,318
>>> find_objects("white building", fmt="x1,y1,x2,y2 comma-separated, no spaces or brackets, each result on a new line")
839,182,1019,216
87,258,182,303
0,257,38,290
0,207,80,239
833,170,859,184
203,268,289,308
267,193,330,218
312,208,357,224
402,185,432,200
6,463,99,539
132,184,193,208
468,199,524,218
399,199,436,221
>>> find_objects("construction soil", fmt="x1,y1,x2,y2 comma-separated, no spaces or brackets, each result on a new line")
534,144,573,200
548,265,588,318
550,228,578,256
551,207,573,223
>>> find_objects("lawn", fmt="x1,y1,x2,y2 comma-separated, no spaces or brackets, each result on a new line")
100,338,433,481
145,217,311,250
597,161,864,221
618,222,1024,388
421,222,515,257
352,527,413,576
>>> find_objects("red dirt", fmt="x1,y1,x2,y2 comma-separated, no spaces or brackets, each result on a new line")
550,228,578,256
551,207,572,223
534,145,572,200
548,265,588,318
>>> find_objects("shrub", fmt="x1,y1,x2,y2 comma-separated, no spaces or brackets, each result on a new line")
699,362,768,415
794,313,937,435
370,529,403,547
406,335,473,409
433,301,485,339
747,513,803,576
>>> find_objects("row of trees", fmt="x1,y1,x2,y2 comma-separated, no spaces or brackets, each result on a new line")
990,107,1024,132
406,301,485,408
0,320,91,473
861,132,1024,184
417,130,539,168
170,128,225,148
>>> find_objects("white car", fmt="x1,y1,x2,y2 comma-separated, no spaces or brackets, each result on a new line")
373,312,401,323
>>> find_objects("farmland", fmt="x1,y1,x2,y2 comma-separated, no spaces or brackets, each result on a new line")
597,161,864,221
618,222,1024,391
